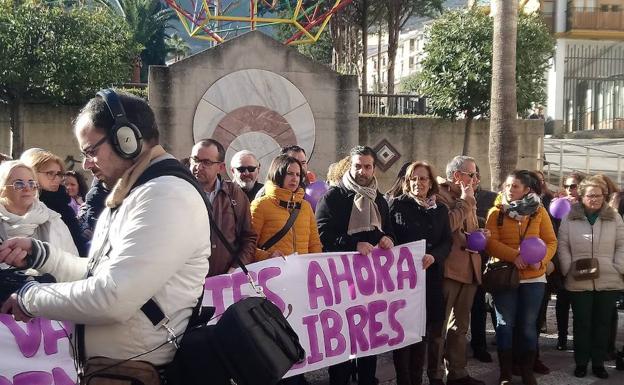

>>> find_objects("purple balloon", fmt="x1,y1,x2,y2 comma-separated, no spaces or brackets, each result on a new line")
466,231,487,252
304,181,329,211
549,198,571,219
520,237,547,265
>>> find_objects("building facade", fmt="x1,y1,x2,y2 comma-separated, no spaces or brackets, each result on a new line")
544,0,624,135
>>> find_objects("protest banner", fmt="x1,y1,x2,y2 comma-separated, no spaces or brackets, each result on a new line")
0,240,426,381
204,240,427,376
0,315,77,384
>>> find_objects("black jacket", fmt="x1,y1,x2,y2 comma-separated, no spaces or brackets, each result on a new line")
39,186,89,257
245,181,264,203
389,194,452,323
315,182,395,252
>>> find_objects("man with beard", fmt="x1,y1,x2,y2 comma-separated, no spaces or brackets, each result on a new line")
230,150,263,202
190,139,257,276
0,90,211,373
315,145,395,385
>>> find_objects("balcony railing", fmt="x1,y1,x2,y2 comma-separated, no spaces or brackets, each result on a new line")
569,6,624,31
359,94,427,116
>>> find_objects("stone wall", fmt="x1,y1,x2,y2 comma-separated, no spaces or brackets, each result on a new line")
1,103,545,193
0,104,82,168
359,117,545,191
149,31,359,182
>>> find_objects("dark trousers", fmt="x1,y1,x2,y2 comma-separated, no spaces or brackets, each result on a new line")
608,305,618,355
329,356,377,385
393,341,426,385
470,285,497,353
555,288,571,342
570,290,620,367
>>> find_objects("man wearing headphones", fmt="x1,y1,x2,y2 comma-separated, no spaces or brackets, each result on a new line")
0,90,211,376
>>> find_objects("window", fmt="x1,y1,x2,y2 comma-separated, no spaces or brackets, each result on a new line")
410,39,415,51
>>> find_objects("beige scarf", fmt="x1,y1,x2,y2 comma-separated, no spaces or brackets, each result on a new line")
342,171,382,235
106,145,167,208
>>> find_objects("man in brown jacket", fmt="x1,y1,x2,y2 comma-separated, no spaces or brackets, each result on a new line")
190,139,257,276
429,155,484,385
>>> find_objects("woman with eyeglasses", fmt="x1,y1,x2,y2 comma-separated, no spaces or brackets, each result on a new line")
0,161,78,256
21,150,88,257
388,161,451,385
551,172,586,351
485,170,557,385
557,176,624,379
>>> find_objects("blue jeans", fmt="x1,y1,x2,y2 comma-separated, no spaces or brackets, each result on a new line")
492,282,545,351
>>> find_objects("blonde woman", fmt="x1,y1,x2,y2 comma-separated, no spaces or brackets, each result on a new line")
22,150,88,256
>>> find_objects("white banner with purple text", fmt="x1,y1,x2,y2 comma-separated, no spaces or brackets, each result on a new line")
0,315,77,384
0,240,426,381
204,240,427,376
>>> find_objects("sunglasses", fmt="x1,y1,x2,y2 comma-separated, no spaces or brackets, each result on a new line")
5,180,38,191
235,166,258,173
460,171,478,179
564,184,578,189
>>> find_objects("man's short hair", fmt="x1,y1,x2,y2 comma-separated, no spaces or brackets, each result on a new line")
349,145,378,166
280,145,306,156
231,150,258,167
76,90,159,145
195,139,225,162
445,155,476,180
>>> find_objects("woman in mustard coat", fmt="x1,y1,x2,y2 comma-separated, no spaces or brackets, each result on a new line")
485,170,557,385
251,154,322,261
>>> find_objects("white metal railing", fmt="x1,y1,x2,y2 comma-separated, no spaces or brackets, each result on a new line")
543,139,624,187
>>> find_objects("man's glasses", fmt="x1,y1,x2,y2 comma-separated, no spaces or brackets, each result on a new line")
39,171,64,180
191,156,222,167
564,184,578,189
235,166,258,173
4,180,38,191
80,136,107,161
584,194,605,200
460,171,478,179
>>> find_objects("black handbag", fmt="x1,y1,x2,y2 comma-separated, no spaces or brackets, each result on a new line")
482,261,520,293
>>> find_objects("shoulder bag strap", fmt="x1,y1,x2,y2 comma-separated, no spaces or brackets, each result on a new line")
0,220,8,243
258,207,300,251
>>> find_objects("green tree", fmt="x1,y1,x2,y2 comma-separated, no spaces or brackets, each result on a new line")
413,8,554,156
0,0,138,157
96,0,174,82
166,33,191,62
385,0,443,96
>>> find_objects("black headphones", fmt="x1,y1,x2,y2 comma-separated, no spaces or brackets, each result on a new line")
96,89,143,159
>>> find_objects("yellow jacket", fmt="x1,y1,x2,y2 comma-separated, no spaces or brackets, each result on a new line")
485,204,557,280
250,181,322,261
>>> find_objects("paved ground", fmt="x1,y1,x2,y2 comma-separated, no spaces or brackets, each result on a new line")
303,296,624,385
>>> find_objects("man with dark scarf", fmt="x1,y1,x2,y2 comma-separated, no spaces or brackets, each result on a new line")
315,145,395,385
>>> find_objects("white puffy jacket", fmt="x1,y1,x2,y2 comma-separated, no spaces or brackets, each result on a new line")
19,168,211,365
558,203,624,292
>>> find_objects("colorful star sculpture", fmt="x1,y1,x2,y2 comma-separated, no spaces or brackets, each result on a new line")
164,0,353,45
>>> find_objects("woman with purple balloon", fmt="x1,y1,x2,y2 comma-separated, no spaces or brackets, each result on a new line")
557,176,624,379
388,161,452,385
485,170,557,385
